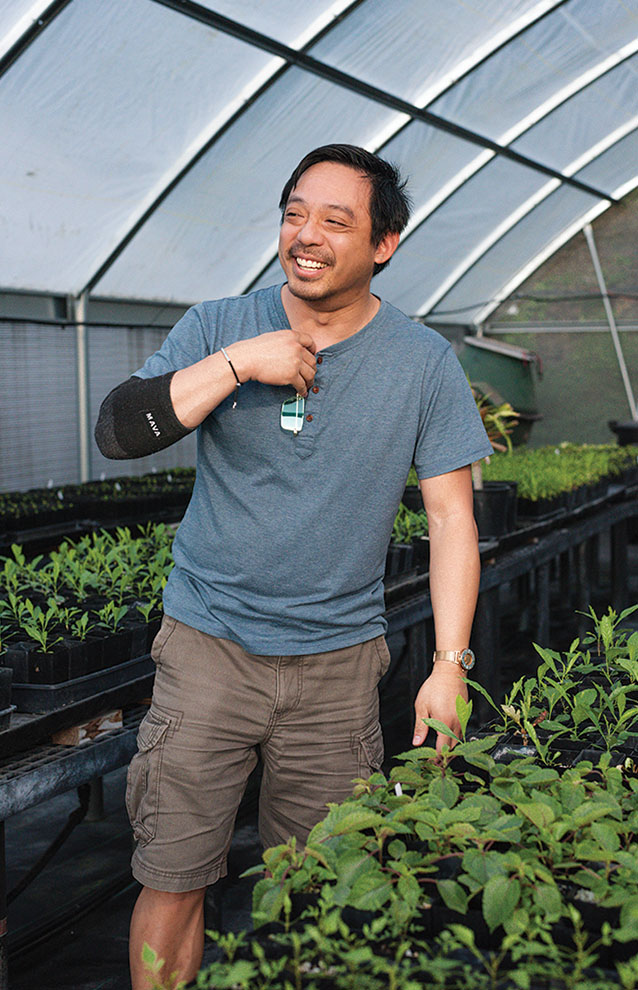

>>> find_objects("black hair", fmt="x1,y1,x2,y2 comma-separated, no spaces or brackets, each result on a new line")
279,144,411,276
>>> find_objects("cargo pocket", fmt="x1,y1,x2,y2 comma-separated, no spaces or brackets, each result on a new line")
354,720,385,777
125,707,174,845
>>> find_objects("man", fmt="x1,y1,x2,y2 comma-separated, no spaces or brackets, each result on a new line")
95,143,492,988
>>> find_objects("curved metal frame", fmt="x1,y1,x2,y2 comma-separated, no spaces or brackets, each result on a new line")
0,0,70,77
2,0,637,318
416,115,638,318
80,0,364,296
240,0,604,295
471,173,638,327
238,5,636,300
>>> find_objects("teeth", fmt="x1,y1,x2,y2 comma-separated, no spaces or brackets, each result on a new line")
296,258,327,269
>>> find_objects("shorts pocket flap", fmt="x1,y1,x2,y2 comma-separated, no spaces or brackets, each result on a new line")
356,721,384,772
137,710,171,752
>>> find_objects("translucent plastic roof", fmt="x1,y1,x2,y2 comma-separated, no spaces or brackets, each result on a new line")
2,0,638,326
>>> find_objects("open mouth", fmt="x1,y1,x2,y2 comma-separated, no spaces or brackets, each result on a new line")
293,256,329,273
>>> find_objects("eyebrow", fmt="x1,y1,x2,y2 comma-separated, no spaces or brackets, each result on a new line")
286,195,356,221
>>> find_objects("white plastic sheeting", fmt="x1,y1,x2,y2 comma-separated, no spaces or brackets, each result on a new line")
2,0,638,326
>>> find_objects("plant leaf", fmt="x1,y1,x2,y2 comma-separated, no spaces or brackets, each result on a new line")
483,876,521,931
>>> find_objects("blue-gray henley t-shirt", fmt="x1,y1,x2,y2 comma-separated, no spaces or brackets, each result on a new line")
135,284,492,655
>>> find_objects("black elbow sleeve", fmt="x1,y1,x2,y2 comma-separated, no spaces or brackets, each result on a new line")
94,373,193,459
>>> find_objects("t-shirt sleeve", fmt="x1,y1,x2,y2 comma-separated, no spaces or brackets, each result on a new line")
413,345,493,479
134,305,210,379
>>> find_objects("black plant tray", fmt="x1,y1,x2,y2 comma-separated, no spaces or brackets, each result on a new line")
0,705,16,731
1,674,155,757
11,655,155,714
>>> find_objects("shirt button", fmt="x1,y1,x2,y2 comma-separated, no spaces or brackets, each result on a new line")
317,356,323,364
312,386,319,393
306,414,313,422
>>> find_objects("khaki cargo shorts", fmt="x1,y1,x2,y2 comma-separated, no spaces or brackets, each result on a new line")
126,616,391,892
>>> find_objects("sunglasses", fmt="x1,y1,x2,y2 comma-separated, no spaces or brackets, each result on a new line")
280,393,305,435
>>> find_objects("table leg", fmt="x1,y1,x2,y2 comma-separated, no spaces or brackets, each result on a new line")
535,562,551,646
0,821,7,990
611,520,629,611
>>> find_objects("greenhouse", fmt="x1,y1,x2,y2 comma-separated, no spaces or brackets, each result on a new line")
1,1,638,988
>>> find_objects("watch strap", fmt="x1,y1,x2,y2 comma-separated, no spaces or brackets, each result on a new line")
433,648,476,671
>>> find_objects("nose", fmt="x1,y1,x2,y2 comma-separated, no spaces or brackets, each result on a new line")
296,215,323,245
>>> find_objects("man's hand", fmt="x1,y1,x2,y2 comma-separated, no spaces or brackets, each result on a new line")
412,662,468,754
227,330,317,396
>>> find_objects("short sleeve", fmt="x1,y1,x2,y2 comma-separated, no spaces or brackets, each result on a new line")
134,305,210,379
413,346,493,479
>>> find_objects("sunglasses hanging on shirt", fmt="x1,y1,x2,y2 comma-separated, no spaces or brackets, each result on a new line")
280,394,305,435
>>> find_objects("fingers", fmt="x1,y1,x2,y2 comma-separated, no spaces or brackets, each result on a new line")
412,707,428,747
436,732,455,756
287,332,316,395
296,332,317,354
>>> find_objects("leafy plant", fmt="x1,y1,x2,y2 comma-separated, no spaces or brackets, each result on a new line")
94,600,129,633
21,598,63,653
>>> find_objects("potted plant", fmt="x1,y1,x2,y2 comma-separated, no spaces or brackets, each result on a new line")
471,388,519,539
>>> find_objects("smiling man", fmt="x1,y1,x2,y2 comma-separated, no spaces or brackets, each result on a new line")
95,143,492,988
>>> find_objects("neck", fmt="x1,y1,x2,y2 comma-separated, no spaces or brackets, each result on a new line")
281,285,380,349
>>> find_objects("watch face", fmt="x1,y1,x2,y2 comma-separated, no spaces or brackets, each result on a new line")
460,648,476,671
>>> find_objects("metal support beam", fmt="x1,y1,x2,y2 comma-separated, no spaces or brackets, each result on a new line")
0,0,71,80
70,292,91,483
151,0,614,205
583,223,638,421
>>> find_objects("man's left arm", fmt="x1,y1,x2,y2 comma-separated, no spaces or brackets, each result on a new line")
412,464,480,753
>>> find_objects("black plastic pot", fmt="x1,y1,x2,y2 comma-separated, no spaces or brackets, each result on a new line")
0,666,12,709
10,654,155,713
2,641,72,683
517,492,566,520
145,615,162,652
123,617,150,660
401,485,423,513
609,419,638,446
384,542,414,578
473,481,518,539
411,536,430,574
95,628,133,669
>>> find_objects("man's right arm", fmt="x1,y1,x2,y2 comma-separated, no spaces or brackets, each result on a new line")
95,330,316,460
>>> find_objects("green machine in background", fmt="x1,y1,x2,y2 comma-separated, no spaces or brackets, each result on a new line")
458,336,542,446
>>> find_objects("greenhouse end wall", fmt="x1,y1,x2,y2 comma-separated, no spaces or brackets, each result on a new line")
487,324,638,448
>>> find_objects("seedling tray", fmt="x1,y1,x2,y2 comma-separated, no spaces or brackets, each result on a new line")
0,704,16,731
11,655,155,713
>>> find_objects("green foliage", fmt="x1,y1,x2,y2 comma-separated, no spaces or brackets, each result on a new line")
391,503,428,544
191,601,638,989
0,524,175,658
482,442,638,501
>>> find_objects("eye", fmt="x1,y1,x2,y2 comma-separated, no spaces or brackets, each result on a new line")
326,219,346,228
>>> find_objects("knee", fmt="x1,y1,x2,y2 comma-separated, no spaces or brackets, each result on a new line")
136,884,207,921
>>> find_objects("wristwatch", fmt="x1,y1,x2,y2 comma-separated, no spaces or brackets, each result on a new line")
433,648,476,671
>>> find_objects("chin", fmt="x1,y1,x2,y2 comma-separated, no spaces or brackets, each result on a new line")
287,278,332,301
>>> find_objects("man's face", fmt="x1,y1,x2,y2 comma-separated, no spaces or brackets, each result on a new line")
278,161,391,308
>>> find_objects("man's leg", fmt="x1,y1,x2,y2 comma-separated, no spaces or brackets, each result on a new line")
129,886,206,990
126,620,278,986
259,636,391,848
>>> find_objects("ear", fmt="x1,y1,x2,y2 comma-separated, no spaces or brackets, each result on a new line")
374,231,400,266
